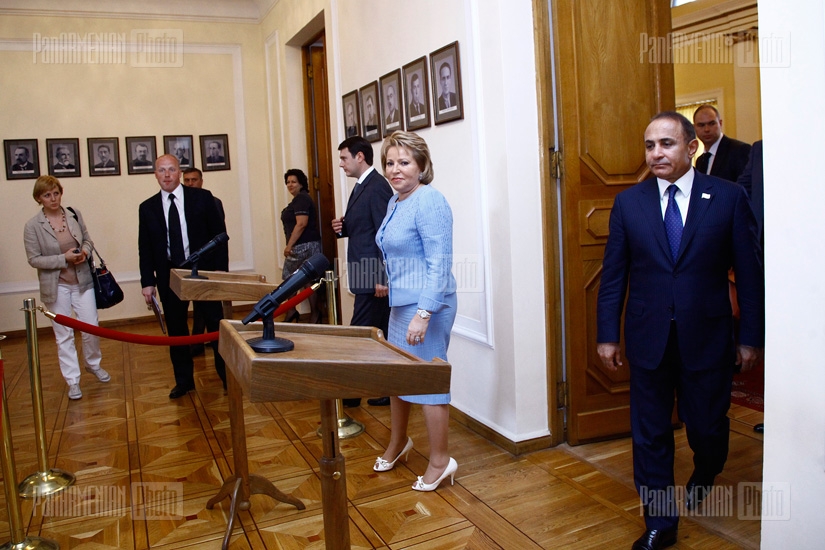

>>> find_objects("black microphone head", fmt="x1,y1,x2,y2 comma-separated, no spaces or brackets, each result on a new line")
215,232,229,244
299,253,331,280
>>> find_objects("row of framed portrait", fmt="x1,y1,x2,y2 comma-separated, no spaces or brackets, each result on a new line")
3,134,231,180
343,41,464,143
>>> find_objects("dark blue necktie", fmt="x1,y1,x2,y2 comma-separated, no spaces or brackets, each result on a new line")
168,194,186,267
664,185,683,261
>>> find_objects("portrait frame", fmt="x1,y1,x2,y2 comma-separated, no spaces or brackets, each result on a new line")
46,138,81,178
342,90,361,138
402,57,431,131
163,135,194,170
379,69,404,138
430,41,464,125
4,138,40,180
87,137,121,177
359,81,381,143
125,136,157,175
200,134,231,172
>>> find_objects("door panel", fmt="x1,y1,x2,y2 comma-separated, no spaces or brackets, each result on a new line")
553,0,674,444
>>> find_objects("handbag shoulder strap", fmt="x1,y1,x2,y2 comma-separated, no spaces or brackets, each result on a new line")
66,207,105,267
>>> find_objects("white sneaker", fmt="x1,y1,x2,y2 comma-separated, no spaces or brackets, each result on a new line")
86,366,111,383
68,384,82,400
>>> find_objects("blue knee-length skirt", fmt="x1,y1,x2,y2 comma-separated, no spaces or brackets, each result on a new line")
387,293,457,405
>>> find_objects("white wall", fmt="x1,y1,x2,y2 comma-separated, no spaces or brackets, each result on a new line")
262,0,550,440
760,0,825,545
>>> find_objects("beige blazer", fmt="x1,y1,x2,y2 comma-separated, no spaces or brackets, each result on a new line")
23,206,95,304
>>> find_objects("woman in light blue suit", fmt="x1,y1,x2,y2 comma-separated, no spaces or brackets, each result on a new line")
373,131,458,492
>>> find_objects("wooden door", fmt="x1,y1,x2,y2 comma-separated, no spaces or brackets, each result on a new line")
551,0,675,444
302,36,337,272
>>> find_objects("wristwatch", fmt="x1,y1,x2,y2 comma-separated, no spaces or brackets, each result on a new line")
416,309,431,319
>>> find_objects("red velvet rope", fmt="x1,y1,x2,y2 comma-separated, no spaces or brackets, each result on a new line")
47,286,317,346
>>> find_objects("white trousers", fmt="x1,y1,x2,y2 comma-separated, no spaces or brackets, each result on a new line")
45,284,102,385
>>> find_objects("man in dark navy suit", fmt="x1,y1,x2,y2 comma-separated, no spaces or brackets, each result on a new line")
693,104,751,182
139,155,229,399
597,112,764,550
332,136,393,407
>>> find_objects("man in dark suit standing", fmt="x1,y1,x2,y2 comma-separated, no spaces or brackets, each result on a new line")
437,62,457,111
139,155,229,399
597,112,764,550
332,136,393,407
693,104,751,182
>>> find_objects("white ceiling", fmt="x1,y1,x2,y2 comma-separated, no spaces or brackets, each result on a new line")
0,0,281,23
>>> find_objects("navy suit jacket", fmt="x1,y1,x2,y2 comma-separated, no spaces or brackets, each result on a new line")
708,135,751,182
597,171,764,371
138,185,228,292
337,168,393,294
736,140,763,242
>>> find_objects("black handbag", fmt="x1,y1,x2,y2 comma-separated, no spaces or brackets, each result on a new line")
66,207,124,309
88,248,124,309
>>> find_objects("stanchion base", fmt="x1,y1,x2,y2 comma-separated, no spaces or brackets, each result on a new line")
18,468,75,499
316,415,365,439
0,535,61,549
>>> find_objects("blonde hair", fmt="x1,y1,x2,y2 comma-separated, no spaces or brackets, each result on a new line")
380,131,434,184
32,175,63,203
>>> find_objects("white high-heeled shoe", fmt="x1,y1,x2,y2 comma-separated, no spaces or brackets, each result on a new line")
374,437,414,472
411,457,458,492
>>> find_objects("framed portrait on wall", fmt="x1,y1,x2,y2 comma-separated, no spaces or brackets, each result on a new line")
430,41,464,125
342,90,361,138
402,57,431,131
4,138,40,180
379,69,404,138
87,137,121,176
125,136,157,175
46,138,81,178
163,135,194,170
359,81,381,143
200,134,230,171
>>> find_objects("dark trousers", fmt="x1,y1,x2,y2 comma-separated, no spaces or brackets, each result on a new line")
630,323,733,530
158,285,226,388
351,292,390,334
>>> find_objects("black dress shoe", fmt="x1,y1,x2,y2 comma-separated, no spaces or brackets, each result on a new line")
631,528,677,550
685,480,713,511
754,423,764,433
169,385,195,399
367,397,390,406
342,398,361,408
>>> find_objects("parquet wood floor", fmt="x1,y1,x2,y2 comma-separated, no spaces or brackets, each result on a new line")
0,320,763,548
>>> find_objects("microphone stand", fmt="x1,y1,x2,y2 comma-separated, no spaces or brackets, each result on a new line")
184,256,208,280
245,295,295,353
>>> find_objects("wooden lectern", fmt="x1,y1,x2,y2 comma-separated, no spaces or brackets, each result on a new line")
170,269,452,550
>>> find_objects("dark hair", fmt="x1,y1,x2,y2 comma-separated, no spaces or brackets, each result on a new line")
338,136,374,166
284,168,309,191
411,73,420,85
650,111,696,142
693,104,720,121
183,167,203,178
439,62,452,76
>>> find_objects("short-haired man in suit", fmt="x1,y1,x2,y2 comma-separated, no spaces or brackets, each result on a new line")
94,145,116,169
438,62,457,111
597,112,763,550
206,141,225,164
332,136,394,407
139,155,229,398
12,146,35,172
384,83,400,128
408,73,426,119
182,167,226,357
692,105,751,182
133,143,153,168
53,146,75,171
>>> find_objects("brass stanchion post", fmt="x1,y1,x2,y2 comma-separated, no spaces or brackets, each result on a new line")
0,334,61,550
18,299,75,499
319,270,364,439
